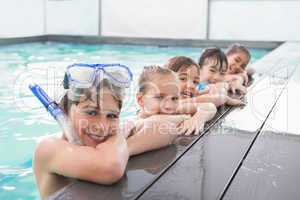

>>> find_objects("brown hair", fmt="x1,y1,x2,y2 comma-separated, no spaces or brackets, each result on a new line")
165,56,199,73
226,43,251,65
59,78,123,114
198,47,228,73
138,65,176,93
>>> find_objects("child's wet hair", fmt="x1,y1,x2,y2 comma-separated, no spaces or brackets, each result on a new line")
138,65,176,93
198,47,228,73
165,56,199,73
59,78,123,114
226,43,251,64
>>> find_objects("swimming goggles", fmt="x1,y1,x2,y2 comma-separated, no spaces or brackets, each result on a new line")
63,63,133,101
64,63,133,88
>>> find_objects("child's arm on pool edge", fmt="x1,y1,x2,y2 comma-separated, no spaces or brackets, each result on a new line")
176,102,216,117
34,133,129,185
180,92,244,107
126,103,217,156
126,115,190,156
176,102,217,135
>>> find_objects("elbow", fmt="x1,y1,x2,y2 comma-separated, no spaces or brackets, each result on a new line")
93,157,127,185
208,103,217,113
209,103,218,118
202,103,217,120
106,160,126,184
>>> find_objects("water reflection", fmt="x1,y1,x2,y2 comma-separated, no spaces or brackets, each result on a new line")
122,145,178,197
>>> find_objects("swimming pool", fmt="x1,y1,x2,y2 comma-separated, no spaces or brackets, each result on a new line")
0,42,269,200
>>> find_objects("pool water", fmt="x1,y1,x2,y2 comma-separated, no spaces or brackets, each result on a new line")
0,42,269,200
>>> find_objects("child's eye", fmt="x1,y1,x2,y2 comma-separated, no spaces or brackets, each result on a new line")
107,113,119,119
85,110,98,116
193,80,199,85
154,95,164,100
209,69,216,73
179,77,187,81
171,97,179,101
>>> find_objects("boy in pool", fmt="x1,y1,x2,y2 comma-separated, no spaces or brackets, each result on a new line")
134,65,217,136
165,54,243,107
34,78,129,199
34,64,190,199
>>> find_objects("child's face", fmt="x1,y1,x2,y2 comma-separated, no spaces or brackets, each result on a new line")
227,51,249,74
200,59,227,83
177,65,200,99
70,87,120,147
137,74,180,117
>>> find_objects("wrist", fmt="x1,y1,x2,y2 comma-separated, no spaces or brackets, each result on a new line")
126,137,137,157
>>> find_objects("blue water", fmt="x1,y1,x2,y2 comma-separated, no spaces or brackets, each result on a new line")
0,42,269,199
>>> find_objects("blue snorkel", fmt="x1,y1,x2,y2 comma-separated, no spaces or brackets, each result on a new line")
29,84,63,119
29,84,82,145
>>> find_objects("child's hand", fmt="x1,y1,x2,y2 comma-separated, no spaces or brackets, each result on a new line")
177,103,217,135
205,93,228,107
209,82,229,96
229,80,247,95
226,96,245,106
177,113,205,135
241,70,249,85
126,115,192,156
195,103,217,121
203,93,245,107
227,71,249,87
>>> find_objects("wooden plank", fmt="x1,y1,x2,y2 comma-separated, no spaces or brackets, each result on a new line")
222,60,300,200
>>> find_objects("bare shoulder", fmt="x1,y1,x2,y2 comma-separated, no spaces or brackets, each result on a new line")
34,136,74,199
34,136,66,170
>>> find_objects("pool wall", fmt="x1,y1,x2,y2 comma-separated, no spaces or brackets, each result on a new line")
0,0,299,47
